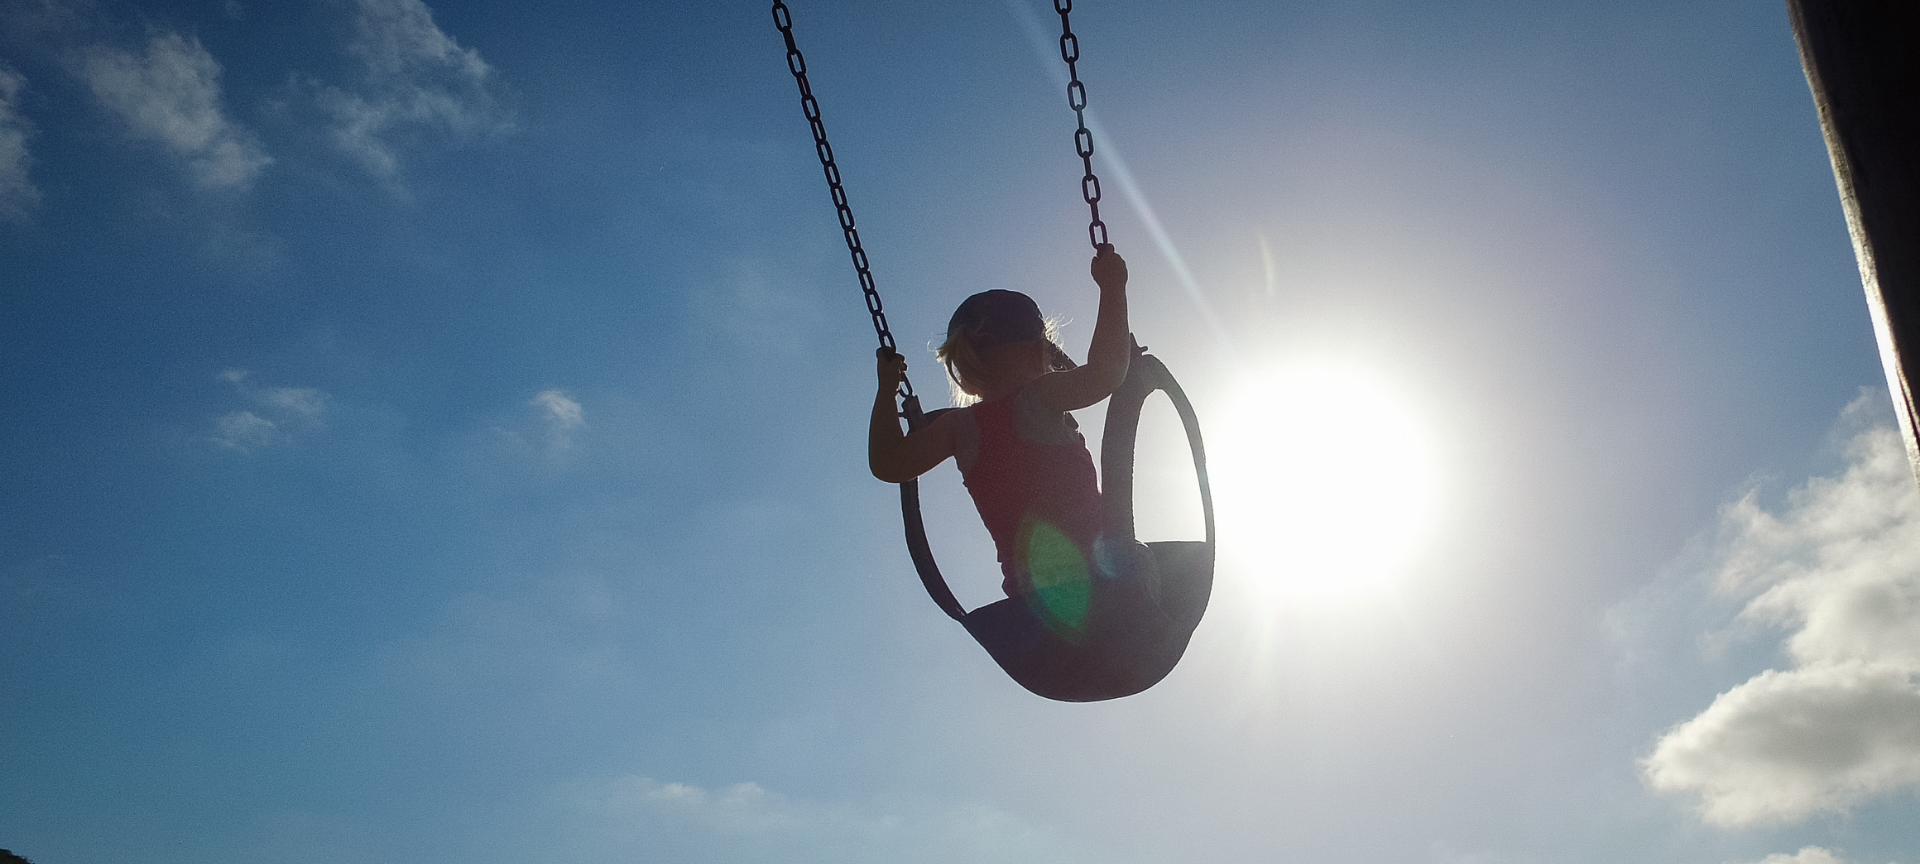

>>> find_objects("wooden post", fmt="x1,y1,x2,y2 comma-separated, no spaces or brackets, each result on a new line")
1787,0,1920,486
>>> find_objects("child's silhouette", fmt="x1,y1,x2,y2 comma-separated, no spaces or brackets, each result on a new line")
869,244,1144,606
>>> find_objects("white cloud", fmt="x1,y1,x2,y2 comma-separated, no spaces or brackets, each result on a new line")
533,389,583,429
611,778,804,833
80,32,271,190
318,0,509,178
210,369,328,451
530,389,584,453
549,775,1084,864
1752,849,1911,864
214,409,277,450
264,386,327,418
0,65,40,222
534,389,583,428
1739,848,1847,864
461,389,590,466
1647,662,1920,827
1644,395,1920,827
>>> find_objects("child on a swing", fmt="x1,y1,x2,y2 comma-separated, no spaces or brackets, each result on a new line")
869,244,1138,600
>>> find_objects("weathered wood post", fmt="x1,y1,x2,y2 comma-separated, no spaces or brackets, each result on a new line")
1786,0,1920,485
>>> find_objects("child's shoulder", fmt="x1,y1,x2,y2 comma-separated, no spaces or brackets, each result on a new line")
1010,385,1081,442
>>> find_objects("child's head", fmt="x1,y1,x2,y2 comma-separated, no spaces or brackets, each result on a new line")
937,290,1072,404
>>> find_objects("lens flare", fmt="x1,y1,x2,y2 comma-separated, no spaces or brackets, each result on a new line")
1024,520,1091,635
1211,361,1441,597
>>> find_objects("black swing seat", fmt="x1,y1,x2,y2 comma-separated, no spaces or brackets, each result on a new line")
901,353,1215,702
960,539,1213,702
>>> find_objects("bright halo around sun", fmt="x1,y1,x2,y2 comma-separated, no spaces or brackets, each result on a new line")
1211,361,1442,597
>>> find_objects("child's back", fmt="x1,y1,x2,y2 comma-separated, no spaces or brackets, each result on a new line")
868,245,1134,598
956,388,1103,596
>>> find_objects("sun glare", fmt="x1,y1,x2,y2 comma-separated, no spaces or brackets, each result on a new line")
1212,361,1441,597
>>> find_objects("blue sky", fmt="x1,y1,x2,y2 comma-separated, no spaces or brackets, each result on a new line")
4,1,1919,862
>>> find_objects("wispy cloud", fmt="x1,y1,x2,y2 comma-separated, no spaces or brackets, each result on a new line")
210,369,328,451
532,389,584,452
549,775,1084,864
0,65,40,222
1,0,96,37
601,778,807,833
1643,394,1920,828
261,383,327,418
1738,848,1850,864
80,32,271,190
534,389,583,429
463,388,589,465
317,0,509,178
212,409,277,450
694,266,828,359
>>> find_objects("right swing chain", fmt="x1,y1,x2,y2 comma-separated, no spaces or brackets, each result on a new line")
1054,0,1108,251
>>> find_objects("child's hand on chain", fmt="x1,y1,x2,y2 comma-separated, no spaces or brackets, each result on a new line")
1091,243,1128,292
876,347,908,393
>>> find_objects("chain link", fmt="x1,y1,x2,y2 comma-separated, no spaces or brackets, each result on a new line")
772,1,915,403
1054,0,1108,249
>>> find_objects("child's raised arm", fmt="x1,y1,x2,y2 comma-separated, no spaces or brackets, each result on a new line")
869,348,958,483
1030,244,1132,413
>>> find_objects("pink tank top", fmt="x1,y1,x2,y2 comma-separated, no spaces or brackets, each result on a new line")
960,393,1103,596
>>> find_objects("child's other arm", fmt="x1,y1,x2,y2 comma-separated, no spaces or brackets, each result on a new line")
869,349,958,483
1031,244,1131,413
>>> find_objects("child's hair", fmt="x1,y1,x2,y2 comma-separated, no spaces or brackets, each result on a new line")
937,290,1074,406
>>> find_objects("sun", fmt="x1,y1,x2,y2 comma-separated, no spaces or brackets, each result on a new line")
1209,360,1442,597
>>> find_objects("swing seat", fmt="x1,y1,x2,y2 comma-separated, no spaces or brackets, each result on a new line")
962,540,1212,702
902,353,1215,702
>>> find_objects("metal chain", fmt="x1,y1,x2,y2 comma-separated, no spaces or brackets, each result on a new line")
1054,0,1107,250
772,1,915,402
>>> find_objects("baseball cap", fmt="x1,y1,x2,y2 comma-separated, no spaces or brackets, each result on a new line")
947,290,1045,346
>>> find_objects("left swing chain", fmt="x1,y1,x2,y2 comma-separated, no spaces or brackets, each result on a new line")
772,1,919,412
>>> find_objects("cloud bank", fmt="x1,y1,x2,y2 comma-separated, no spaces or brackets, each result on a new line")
1644,396,1920,827
0,65,39,221
319,0,509,178
81,32,270,190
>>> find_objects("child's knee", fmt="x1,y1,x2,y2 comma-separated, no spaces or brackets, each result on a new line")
1091,533,1152,581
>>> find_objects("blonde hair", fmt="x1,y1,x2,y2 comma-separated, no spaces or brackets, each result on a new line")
935,317,1072,407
